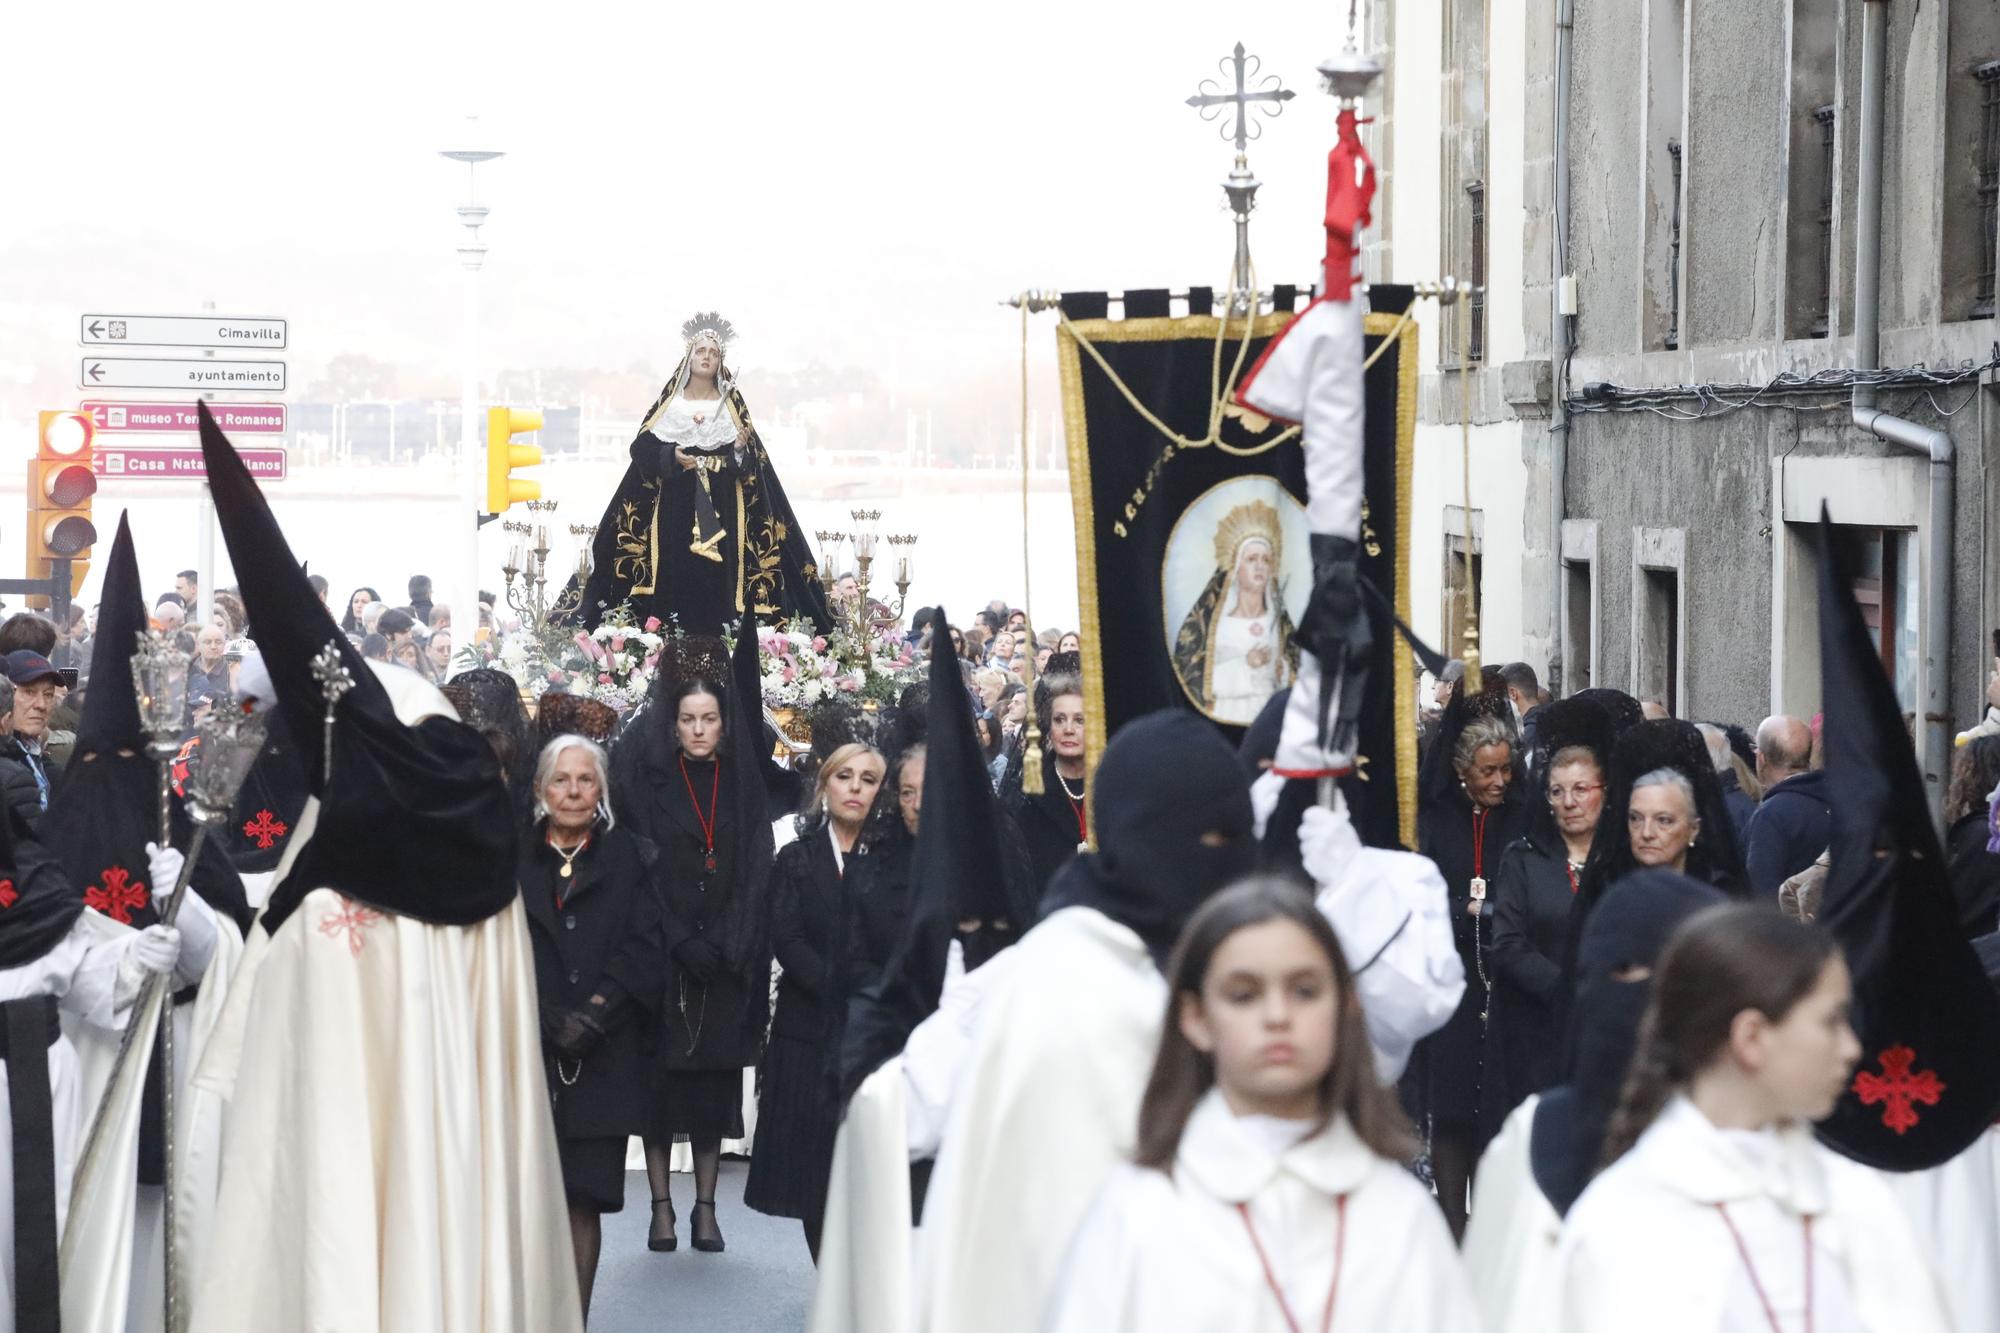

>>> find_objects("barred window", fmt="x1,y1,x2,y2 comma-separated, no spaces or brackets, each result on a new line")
1973,62,2000,320
1666,139,1684,351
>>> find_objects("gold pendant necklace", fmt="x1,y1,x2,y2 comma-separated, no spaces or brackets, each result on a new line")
551,837,587,879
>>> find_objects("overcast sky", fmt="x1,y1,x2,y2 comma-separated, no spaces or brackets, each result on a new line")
1,0,1358,402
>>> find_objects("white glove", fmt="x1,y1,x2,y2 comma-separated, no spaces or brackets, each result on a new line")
146,841,186,906
936,939,972,1029
114,925,181,1010
1299,801,1363,892
147,841,220,981
129,924,181,974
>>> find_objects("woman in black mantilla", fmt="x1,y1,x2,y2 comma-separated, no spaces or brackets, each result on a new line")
1407,666,1527,1242
579,313,833,637
744,732,886,1260
520,728,663,1321
1575,717,1747,914
609,634,774,1256
1478,691,1632,1144
1003,654,1087,901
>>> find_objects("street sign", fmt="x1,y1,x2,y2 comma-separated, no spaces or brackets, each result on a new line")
79,357,286,392
79,401,286,434
95,446,287,482
80,314,287,350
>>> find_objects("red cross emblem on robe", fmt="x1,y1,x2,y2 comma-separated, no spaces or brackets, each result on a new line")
242,809,289,850
1853,1044,1946,1135
85,866,149,925
0,879,17,909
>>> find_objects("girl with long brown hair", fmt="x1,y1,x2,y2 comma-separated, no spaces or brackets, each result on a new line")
1046,877,1478,1332
1553,904,1951,1332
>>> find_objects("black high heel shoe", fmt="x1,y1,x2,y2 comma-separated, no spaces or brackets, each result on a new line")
648,1197,677,1252
690,1197,725,1253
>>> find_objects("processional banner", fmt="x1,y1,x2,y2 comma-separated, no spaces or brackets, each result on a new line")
1058,285,1419,848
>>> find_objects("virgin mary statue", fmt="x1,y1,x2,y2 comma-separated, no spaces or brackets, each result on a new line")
578,313,833,635
1172,499,1299,724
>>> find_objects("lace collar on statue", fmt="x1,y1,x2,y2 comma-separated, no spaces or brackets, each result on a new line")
650,392,742,453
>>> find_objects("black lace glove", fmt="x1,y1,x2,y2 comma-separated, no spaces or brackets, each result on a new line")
673,937,725,983
550,1007,607,1059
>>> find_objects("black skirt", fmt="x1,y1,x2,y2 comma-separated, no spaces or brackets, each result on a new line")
743,1032,837,1224
560,1135,630,1213
648,1067,744,1142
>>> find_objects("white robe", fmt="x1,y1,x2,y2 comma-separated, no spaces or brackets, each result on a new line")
58,900,243,1333
188,887,580,1333
0,917,130,1333
1045,1090,1482,1332
1298,799,1464,1083
1555,1095,1953,1333
1883,1127,2000,1333
1463,1095,1562,1333
912,906,1165,1333
808,1057,913,1333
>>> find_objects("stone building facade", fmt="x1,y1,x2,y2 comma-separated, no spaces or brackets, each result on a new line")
1377,0,2000,778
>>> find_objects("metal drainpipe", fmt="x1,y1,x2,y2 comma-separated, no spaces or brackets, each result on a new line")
1853,0,1955,821
1551,0,1574,693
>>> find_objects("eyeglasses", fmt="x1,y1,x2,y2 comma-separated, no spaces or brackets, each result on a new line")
1547,782,1605,805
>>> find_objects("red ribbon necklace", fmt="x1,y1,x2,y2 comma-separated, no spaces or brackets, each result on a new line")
680,755,721,875
1470,807,1488,882
1714,1203,1812,1333
1236,1194,1349,1333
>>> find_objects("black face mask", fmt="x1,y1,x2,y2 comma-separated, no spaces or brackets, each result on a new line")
1530,868,1726,1215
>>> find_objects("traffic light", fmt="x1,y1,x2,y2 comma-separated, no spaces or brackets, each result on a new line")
27,410,97,606
485,407,543,513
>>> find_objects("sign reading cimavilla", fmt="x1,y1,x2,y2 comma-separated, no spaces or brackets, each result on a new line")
79,357,286,391
80,314,287,350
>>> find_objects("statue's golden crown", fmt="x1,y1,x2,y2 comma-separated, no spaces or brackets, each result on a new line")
1213,500,1284,569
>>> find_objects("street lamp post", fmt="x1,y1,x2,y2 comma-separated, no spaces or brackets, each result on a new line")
441,127,504,645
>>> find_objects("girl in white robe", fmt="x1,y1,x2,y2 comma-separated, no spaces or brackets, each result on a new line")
1046,876,1479,1332
1464,869,1726,1333
1554,903,1953,1333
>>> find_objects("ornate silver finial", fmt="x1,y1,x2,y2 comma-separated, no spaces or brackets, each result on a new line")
1185,42,1295,154
310,639,355,777
1319,0,1383,103
1186,43,1295,317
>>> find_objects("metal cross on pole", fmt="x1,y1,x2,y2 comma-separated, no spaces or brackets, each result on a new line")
1185,42,1294,315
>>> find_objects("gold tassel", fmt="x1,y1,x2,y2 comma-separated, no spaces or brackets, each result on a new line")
1019,613,1044,796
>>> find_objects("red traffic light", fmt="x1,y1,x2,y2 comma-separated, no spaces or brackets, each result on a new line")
41,461,95,508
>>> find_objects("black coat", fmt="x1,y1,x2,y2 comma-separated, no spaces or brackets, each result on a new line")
1407,786,1529,1129
1744,769,1833,894
1946,811,2000,938
747,822,862,1225
613,753,771,1071
1483,829,1578,1133
768,827,851,1044
1007,776,1083,904
523,822,665,1139
0,736,58,824
843,829,913,1002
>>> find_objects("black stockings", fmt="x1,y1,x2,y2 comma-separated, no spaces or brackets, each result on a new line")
1430,1126,1474,1243
567,1201,602,1321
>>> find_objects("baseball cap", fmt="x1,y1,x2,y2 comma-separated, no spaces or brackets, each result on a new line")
4,651,61,686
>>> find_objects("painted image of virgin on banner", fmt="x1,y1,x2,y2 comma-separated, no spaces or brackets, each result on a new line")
1163,478,1308,724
